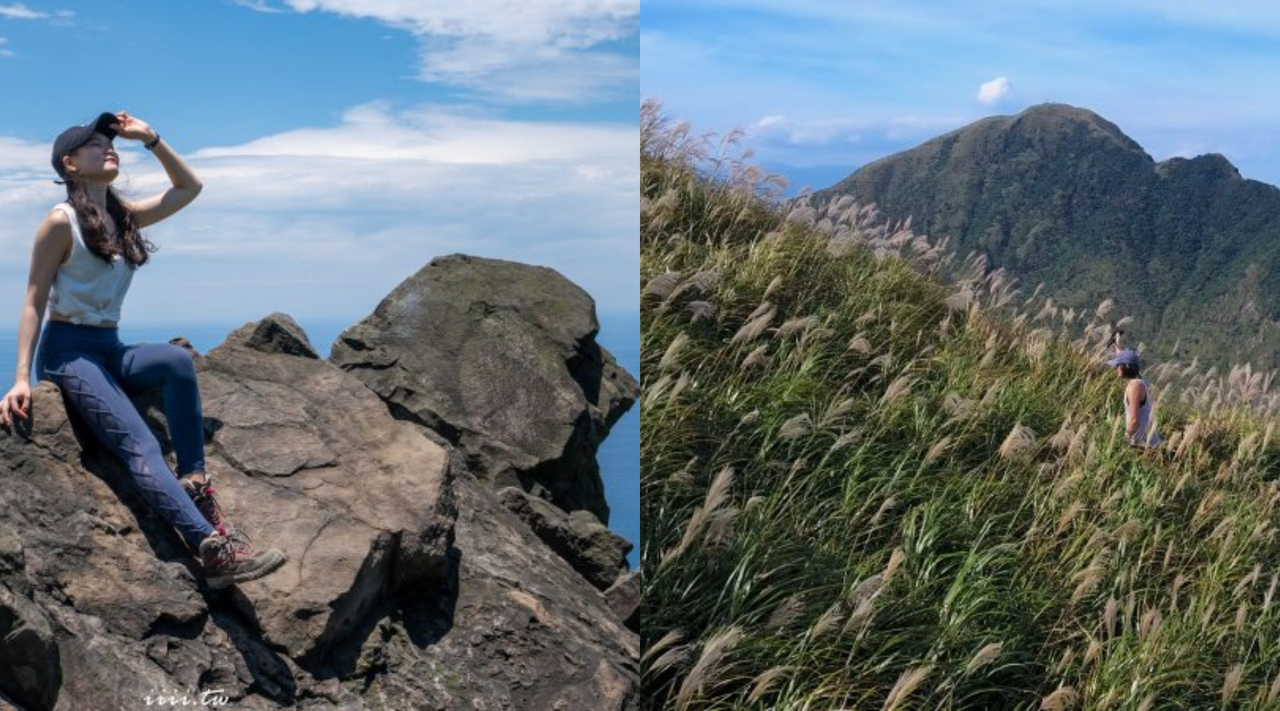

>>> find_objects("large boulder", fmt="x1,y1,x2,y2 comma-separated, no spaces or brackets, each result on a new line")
0,306,638,709
330,254,639,524
197,318,457,662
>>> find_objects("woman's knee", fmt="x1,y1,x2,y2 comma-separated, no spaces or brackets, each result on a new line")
158,344,197,382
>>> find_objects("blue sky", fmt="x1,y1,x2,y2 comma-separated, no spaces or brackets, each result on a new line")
643,1,1280,194
0,0,638,326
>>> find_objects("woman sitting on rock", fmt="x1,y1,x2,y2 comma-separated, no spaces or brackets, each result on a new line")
0,111,285,589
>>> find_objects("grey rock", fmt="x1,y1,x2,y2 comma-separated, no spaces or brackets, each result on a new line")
200,333,456,662
604,571,641,633
354,474,639,710
0,523,28,597
224,311,319,359
499,487,631,590
329,254,639,523
0,583,59,711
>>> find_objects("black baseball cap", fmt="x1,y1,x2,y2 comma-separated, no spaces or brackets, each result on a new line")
51,112,119,178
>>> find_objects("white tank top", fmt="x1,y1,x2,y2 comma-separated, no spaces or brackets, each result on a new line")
46,203,134,326
1125,378,1161,447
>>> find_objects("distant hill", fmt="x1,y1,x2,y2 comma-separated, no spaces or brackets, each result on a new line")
811,103,1280,368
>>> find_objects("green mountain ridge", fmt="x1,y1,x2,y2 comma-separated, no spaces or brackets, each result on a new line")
812,102,1280,369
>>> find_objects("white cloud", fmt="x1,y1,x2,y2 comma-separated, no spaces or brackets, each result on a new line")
254,0,639,102
0,4,72,25
0,4,44,19
0,37,10,57
195,103,631,165
0,103,638,324
754,115,787,130
976,76,1011,105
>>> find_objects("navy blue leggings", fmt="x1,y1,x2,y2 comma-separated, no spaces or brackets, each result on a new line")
36,321,214,550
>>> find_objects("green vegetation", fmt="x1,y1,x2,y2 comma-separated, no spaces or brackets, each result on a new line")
641,101,1280,710
811,103,1280,371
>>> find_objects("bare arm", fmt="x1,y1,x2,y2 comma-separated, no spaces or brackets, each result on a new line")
113,113,203,228
0,210,72,425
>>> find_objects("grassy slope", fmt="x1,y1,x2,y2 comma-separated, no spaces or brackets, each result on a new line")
640,105,1280,710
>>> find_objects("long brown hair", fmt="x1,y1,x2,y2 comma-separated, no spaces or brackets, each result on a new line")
64,179,155,267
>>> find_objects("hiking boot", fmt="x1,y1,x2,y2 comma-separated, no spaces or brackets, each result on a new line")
199,533,287,590
181,473,234,537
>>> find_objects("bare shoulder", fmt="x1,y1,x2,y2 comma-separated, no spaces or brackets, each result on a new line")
34,207,73,258
42,206,70,227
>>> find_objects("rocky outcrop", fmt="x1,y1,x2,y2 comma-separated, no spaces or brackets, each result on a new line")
348,474,638,708
223,311,319,360
499,487,632,590
0,256,638,709
330,255,639,525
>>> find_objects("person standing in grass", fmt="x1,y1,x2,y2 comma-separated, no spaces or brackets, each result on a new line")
1106,347,1161,448
0,111,286,589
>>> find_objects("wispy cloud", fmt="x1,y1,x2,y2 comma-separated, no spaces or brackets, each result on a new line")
0,103,638,322
231,0,284,13
243,0,639,102
750,113,967,147
196,103,630,164
977,76,1011,105
0,3,71,21
0,4,44,19
0,37,11,57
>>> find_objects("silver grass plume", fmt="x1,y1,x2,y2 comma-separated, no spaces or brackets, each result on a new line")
675,626,743,711
731,302,776,345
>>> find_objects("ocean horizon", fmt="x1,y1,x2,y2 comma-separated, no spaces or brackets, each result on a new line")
0,311,639,568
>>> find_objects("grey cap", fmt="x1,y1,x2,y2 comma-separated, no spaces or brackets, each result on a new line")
1105,349,1140,368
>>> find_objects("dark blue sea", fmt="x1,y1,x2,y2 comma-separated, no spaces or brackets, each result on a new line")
0,312,640,568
